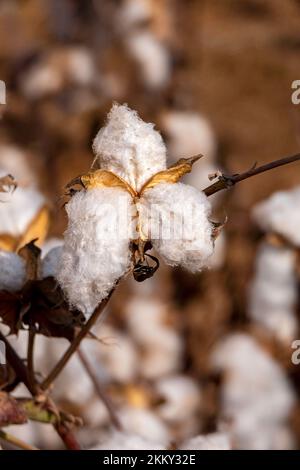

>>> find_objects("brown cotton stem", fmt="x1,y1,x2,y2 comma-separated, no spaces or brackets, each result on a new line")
55,424,81,450
203,153,300,197
41,289,114,391
27,330,36,392
0,331,38,395
77,348,122,431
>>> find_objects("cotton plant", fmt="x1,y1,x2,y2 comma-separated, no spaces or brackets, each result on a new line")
249,186,300,342
58,103,216,316
211,333,296,450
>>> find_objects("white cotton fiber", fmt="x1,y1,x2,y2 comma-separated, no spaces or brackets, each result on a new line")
139,182,214,271
93,103,167,193
253,187,300,246
91,431,165,450
179,433,231,450
57,187,135,315
41,246,63,279
0,186,45,236
126,31,171,89
0,250,26,292
212,333,296,450
248,243,298,343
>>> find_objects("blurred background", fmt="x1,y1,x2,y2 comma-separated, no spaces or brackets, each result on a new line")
0,0,300,450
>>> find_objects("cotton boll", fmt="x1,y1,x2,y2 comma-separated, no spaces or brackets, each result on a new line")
41,246,63,279
120,406,170,446
91,431,165,450
179,433,231,450
156,375,201,422
57,187,134,315
248,243,298,343
162,111,217,162
139,182,214,272
125,298,183,378
93,103,167,192
119,0,152,28
0,250,26,291
21,61,62,99
253,187,300,246
0,186,45,237
97,325,139,383
41,238,63,257
0,145,35,186
211,334,296,450
126,31,171,90
65,48,95,86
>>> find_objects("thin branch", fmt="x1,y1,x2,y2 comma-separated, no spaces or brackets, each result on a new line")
77,348,122,431
41,289,115,391
27,331,36,392
203,153,300,197
0,331,38,395
0,429,38,450
55,424,81,450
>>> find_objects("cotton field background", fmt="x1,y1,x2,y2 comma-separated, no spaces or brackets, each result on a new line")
0,0,300,451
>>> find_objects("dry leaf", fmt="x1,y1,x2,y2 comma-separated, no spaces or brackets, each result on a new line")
18,205,50,251
80,170,136,197
140,155,202,194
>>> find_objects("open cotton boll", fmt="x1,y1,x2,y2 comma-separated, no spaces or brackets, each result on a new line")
0,186,45,236
248,243,298,343
96,325,139,383
211,334,296,450
126,31,171,90
140,182,213,271
41,246,63,279
162,111,217,162
156,375,201,422
93,103,167,193
41,238,63,257
179,433,231,450
57,187,134,315
0,145,35,186
253,187,300,246
119,406,170,446
0,250,26,291
91,431,165,450
119,0,152,28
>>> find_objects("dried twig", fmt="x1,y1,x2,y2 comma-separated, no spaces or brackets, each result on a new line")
78,348,122,430
41,288,115,391
27,331,36,392
203,153,300,197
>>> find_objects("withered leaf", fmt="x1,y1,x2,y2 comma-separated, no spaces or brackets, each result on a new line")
0,278,84,340
18,239,41,281
0,392,27,427
140,155,202,194
74,170,136,197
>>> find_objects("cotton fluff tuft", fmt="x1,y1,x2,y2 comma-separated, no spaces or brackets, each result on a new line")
91,431,165,450
139,182,214,271
212,333,296,450
0,250,26,292
57,187,135,315
93,103,167,192
249,243,298,343
0,187,45,236
179,433,231,450
253,187,300,246
126,31,171,90
41,246,63,279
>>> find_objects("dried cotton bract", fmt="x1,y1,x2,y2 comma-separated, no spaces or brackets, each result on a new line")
58,104,215,315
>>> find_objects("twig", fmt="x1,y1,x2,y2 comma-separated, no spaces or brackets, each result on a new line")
27,331,36,392
203,153,300,197
41,289,114,391
55,424,81,450
0,429,38,450
77,348,122,431
0,331,37,395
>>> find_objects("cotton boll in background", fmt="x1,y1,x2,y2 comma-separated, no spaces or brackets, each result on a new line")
40,245,63,279
248,242,298,343
211,333,296,450
90,430,165,450
253,187,300,247
0,145,36,186
0,250,26,291
179,432,231,450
